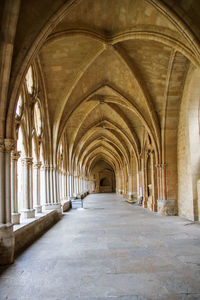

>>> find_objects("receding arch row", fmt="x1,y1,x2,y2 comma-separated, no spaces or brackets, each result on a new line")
57,84,160,168
5,0,200,140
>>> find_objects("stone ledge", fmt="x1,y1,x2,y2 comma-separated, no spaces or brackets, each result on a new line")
14,210,60,255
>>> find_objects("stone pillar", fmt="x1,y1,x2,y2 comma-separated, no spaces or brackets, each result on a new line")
63,171,67,200
53,166,58,203
40,164,46,205
69,174,74,199
157,164,175,216
21,157,35,219
0,139,16,265
33,161,42,213
67,172,70,200
143,156,148,208
11,150,21,224
46,164,51,204
50,165,54,204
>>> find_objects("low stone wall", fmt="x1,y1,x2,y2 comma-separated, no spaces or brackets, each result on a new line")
14,210,60,255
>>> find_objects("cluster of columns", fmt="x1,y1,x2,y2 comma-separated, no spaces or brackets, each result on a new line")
115,149,174,216
10,153,90,226
66,173,89,199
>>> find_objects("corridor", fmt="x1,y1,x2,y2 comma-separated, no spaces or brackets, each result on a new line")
1,193,200,300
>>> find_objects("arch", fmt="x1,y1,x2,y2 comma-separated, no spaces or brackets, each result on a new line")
178,66,200,221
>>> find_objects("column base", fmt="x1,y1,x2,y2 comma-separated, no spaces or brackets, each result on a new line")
21,209,35,219
0,223,15,265
127,192,136,200
157,200,175,216
62,200,72,212
12,213,21,225
34,205,42,213
44,203,62,213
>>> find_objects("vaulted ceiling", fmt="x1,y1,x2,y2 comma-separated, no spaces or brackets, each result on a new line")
30,0,199,173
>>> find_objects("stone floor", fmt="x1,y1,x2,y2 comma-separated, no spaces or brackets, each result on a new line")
1,193,200,300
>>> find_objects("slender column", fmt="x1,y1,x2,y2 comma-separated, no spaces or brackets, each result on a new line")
33,162,42,213
63,171,67,200
11,151,21,224
50,165,54,204
67,172,70,200
157,163,174,216
56,169,61,204
21,157,35,219
78,177,81,194
69,174,73,198
0,139,16,265
76,176,79,195
53,166,57,203
40,164,46,205
81,177,84,194
46,164,51,204
0,140,5,224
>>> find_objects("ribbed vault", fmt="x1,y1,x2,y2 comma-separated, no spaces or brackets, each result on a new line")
35,0,196,195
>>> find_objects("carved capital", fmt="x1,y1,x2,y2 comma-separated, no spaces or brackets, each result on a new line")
21,157,33,166
11,151,20,161
4,139,16,153
33,161,42,169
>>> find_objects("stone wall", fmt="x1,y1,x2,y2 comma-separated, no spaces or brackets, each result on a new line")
14,210,60,254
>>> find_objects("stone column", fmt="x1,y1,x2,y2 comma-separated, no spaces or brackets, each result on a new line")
0,139,16,265
53,166,58,203
46,164,51,204
50,165,54,204
40,164,46,205
33,161,42,213
56,169,60,201
76,175,80,195
67,172,70,200
157,163,175,216
62,170,67,200
0,140,5,224
11,150,21,224
21,157,35,219
69,174,74,199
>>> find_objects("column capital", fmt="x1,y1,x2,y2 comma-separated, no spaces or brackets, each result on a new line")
21,157,33,165
11,150,20,161
4,139,16,153
33,161,42,169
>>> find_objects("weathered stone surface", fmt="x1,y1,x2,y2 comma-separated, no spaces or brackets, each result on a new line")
0,224,14,265
62,200,71,212
14,210,60,254
157,200,175,216
1,194,200,299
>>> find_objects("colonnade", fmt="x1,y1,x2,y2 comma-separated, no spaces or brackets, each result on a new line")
7,146,90,225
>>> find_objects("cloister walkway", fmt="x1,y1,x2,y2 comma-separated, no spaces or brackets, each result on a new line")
1,193,200,300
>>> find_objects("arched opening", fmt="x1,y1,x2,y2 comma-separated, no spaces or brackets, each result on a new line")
178,67,200,221
89,160,115,193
